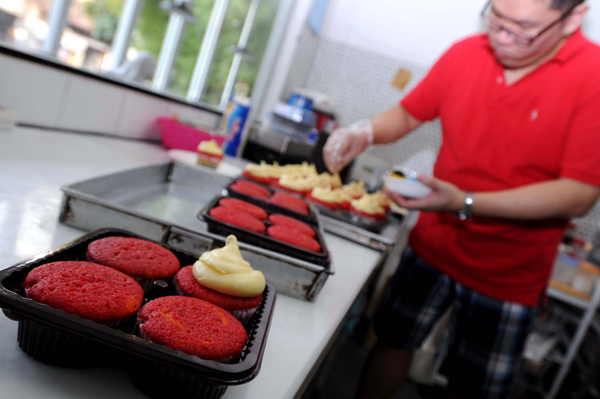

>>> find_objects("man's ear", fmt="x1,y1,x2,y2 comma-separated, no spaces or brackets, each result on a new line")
562,3,588,36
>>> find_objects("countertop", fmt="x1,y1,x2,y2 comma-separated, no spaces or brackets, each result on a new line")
0,127,388,399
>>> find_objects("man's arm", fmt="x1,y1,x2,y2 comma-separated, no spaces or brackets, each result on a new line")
371,105,423,144
386,175,600,220
323,105,422,173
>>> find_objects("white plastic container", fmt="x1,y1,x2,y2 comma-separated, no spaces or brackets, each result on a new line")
382,175,432,199
551,254,579,286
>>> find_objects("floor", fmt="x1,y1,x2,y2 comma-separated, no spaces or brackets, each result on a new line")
304,334,435,399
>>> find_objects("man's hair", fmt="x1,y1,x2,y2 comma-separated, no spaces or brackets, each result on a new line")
551,0,585,12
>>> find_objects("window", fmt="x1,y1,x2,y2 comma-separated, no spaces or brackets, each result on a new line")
0,0,290,112
0,0,48,52
219,0,277,104
58,0,125,70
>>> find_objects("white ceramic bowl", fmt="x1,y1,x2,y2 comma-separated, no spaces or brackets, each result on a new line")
382,175,432,199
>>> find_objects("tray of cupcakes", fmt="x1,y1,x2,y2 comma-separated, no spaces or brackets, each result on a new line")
225,178,320,225
200,196,330,267
0,228,276,399
242,161,393,232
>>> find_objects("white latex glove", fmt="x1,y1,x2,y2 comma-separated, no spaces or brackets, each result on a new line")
323,119,374,174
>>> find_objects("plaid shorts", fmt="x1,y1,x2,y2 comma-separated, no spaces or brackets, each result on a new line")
374,247,537,399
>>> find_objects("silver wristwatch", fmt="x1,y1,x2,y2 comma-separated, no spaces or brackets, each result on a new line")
455,192,474,221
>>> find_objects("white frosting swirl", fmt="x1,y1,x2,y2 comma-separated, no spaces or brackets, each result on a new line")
192,236,265,298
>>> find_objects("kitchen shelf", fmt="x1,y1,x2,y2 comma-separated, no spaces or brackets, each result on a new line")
544,281,600,399
547,286,591,310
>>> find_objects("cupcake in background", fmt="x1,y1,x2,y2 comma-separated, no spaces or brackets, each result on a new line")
87,237,180,293
350,193,387,220
372,190,392,211
306,186,346,210
197,139,224,168
174,235,265,325
137,296,247,362
340,181,367,200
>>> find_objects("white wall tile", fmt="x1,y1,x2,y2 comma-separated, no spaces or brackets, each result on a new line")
0,54,67,126
115,92,168,140
165,103,221,130
57,75,126,134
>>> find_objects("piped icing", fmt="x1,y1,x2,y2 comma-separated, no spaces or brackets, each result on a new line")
197,140,223,156
351,193,386,215
192,235,265,298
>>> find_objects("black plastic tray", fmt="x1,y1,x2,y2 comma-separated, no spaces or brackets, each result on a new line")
225,178,319,225
0,228,276,399
200,196,331,267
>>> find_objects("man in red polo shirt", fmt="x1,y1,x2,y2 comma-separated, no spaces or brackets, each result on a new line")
323,0,600,397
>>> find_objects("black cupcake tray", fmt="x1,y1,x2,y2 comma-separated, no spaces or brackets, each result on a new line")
200,196,331,267
224,178,319,225
0,228,276,399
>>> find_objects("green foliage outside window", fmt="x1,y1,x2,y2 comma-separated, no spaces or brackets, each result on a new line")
82,0,276,107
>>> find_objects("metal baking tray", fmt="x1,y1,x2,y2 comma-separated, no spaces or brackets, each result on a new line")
59,162,334,301
200,196,330,266
0,228,276,399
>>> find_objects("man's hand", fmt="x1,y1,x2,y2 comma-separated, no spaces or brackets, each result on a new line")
384,175,465,212
323,120,373,174
385,176,600,220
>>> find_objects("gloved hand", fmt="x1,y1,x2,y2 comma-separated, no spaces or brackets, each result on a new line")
323,119,374,174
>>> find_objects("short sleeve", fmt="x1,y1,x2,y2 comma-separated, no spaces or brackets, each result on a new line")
560,69,600,187
400,42,461,122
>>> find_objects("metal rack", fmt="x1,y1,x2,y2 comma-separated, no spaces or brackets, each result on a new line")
543,282,600,399
429,282,600,398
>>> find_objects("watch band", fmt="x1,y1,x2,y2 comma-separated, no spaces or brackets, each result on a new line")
456,191,474,221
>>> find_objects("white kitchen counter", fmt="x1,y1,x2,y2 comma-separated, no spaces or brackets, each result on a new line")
0,127,387,399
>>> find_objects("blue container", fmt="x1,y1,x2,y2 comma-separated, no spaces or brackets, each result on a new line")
287,93,313,111
223,97,251,157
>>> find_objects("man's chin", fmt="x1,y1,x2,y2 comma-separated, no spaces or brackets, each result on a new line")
494,53,522,69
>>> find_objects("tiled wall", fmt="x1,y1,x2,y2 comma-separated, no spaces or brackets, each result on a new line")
0,53,221,140
292,31,600,242
282,24,321,102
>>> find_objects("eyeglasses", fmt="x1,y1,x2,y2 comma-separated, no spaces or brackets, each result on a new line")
480,0,578,46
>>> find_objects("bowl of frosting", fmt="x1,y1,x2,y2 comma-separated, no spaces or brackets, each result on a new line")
382,168,432,199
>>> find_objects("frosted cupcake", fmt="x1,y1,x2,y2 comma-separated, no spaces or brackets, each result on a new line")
174,235,265,325
306,186,346,210
350,193,387,219
197,139,223,168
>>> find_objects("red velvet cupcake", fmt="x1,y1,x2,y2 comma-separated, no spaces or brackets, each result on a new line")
233,179,272,197
230,180,271,201
175,266,262,324
268,192,309,215
242,169,277,185
87,237,180,293
350,194,387,220
138,296,247,362
219,198,268,220
24,261,144,326
271,180,311,196
175,235,266,325
268,214,316,238
267,225,322,253
209,206,266,234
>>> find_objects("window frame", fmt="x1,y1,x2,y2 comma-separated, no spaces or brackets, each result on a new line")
20,0,294,115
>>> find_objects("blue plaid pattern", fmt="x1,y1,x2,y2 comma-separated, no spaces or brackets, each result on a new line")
374,247,536,399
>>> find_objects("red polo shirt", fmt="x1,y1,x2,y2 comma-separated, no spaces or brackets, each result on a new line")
402,29,600,306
